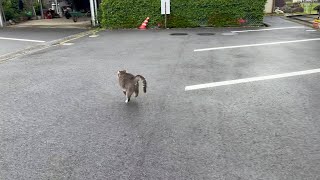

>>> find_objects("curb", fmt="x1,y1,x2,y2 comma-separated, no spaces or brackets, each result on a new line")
0,29,98,62
263,22,271,27
282,16,315,28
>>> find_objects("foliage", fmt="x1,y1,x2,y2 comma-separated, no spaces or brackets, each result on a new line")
301,3,320,14
99,0,267,28
34,1,41,16
2,0,21,20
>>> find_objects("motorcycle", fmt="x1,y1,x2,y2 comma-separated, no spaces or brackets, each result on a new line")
63,6,72,19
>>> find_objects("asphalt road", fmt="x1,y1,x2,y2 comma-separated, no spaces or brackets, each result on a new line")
0,27,85,56
1,17,320,179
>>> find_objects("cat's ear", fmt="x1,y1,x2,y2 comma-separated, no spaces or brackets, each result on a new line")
118,70,126,74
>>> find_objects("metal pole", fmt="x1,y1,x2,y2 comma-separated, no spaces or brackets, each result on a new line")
89,0,96,26
0,1,4,27
94,0,98,24
165,2,167,29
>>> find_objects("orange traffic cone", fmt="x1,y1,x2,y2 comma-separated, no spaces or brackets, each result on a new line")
313,19,320,29
139,17,150,30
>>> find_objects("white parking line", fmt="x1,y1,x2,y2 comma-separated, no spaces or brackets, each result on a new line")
61,42,74,46
231,26,306,33
194,38,320,52
89,35,99,38
0,37,45,43
185,68,320,91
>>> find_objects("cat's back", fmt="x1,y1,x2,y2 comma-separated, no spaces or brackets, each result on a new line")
119,73,135,87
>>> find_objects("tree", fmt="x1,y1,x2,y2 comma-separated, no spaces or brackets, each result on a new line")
2,0,21,20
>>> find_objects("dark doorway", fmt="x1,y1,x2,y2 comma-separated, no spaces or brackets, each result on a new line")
71,0,90,12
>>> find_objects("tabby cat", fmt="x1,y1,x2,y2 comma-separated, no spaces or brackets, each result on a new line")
117,70,147,103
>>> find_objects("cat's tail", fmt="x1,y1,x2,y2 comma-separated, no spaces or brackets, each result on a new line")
135,75,147,93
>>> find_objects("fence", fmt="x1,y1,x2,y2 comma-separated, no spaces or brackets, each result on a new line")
275,0,320,15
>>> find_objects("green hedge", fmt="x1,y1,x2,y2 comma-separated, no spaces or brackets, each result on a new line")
99,0,267,28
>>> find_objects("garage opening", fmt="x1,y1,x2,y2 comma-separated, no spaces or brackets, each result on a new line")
42,0,95,23
0,0,99,28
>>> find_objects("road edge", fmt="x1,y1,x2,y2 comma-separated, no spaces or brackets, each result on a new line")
0,29,99,63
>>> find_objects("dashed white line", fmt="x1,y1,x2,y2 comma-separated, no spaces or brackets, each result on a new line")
306,29,317,32
194,38,320,52
185,68,320,91
0,37,46,43
89,35,99,38
61,42,74,46
231,26,306,33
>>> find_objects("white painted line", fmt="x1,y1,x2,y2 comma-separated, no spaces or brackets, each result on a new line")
185,68,320,91
0,37,46,43
231,26,306,33
194,38,320,52
89,35,99,38
306,29,317,32
61,43,74,46
222,32,238,36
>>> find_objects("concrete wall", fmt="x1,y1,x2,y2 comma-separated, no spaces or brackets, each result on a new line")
265,0,274,13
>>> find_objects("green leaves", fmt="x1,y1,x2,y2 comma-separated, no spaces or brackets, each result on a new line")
99,0,267,28
2,0,21,20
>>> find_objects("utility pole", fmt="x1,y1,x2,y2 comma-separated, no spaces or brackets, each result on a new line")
0,0,5,28
94,0,98,25
89,0,97,26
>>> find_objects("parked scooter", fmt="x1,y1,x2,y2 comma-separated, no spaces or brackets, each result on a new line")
63,6,72,19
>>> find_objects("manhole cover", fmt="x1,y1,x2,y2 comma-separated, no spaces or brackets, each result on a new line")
197,33,215,36
170,33,188,36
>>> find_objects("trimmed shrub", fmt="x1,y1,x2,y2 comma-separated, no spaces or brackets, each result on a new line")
99,0,267,28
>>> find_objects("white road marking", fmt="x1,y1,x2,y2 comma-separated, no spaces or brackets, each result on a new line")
185,68,320,91
61,43,74,46
231,26,306,33
0,37,45,43
89,35,99,38
221,32,238,36
194,38,320,52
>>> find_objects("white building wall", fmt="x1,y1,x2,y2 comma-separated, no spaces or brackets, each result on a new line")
265,0,274,13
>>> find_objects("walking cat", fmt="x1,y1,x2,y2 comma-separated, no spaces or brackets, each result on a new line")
117,70,147,103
